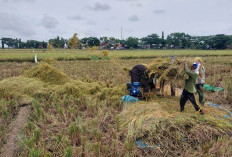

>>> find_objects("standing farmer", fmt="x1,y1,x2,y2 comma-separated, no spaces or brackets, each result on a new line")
194,57,205,105
180,62,204,114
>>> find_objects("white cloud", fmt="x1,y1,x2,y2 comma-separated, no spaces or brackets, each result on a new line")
0,12,36,37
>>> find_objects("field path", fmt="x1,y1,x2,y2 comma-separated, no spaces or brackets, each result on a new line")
1,106,30,157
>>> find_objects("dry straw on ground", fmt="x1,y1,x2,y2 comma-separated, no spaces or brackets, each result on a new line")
0,63,126,103
119,99,232,156
1,62,232,156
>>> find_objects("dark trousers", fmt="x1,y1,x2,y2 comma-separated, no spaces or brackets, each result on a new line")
180,89,200,112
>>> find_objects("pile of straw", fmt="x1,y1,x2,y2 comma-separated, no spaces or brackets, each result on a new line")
0,63,126,104
24,63,71,85
119,99,232,156
146,58,194,85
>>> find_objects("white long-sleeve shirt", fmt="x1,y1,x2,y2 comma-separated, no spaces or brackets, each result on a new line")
195,62,205,84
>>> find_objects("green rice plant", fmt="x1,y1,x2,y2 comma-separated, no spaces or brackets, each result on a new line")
92,128,102,141
1,107,8,119
34,101,42,119
57,133,63,144
64,146,73,157
22,137,36,150
29,148,40,157
33,129,41,143
69,122,81,145
44,102,50,111
69,123,80,137
93,142,100,157
91,55,100,60
85,141,93,155
26,121,36,132
80,136,87,146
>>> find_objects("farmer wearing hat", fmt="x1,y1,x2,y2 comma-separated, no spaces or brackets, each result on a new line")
180,62,204,114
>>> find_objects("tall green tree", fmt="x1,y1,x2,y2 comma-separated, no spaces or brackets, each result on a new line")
49,36,67,48
141,34,161,48
81,37,100,47
213,34,231,49
167,32,191,49
125,37,139,48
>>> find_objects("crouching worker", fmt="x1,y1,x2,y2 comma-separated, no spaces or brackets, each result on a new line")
180,62,204,115
128,65,155,99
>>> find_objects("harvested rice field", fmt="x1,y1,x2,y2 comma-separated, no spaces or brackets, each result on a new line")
0,50,232,156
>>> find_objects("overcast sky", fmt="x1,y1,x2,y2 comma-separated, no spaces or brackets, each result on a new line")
0,0,232,41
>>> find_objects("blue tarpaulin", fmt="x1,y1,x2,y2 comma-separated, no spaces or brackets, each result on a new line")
122,95,140,103
136,138,154,150
207,102,232,119
207,102,219,108
136,139,149,149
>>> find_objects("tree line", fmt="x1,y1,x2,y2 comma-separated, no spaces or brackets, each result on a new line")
1,32,232,50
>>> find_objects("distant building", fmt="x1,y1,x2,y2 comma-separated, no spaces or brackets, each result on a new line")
0,44,7,49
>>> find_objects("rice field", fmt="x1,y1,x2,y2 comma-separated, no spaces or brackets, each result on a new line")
0,49,232,156
0,49,232,62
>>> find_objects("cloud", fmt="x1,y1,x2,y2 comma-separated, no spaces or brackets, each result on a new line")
83,30,98,37
67,15,83,21
3,0,35,2
103,28,111,31
109,16,116,20
41,15,59,29
117,0,138,1
153,9,165,14
86,20,96,25
87,2,110,11
0,12,36,37
128,15,139,22
136,3,143,7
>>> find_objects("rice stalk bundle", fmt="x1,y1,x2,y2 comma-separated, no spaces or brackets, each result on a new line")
147,58,194,85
